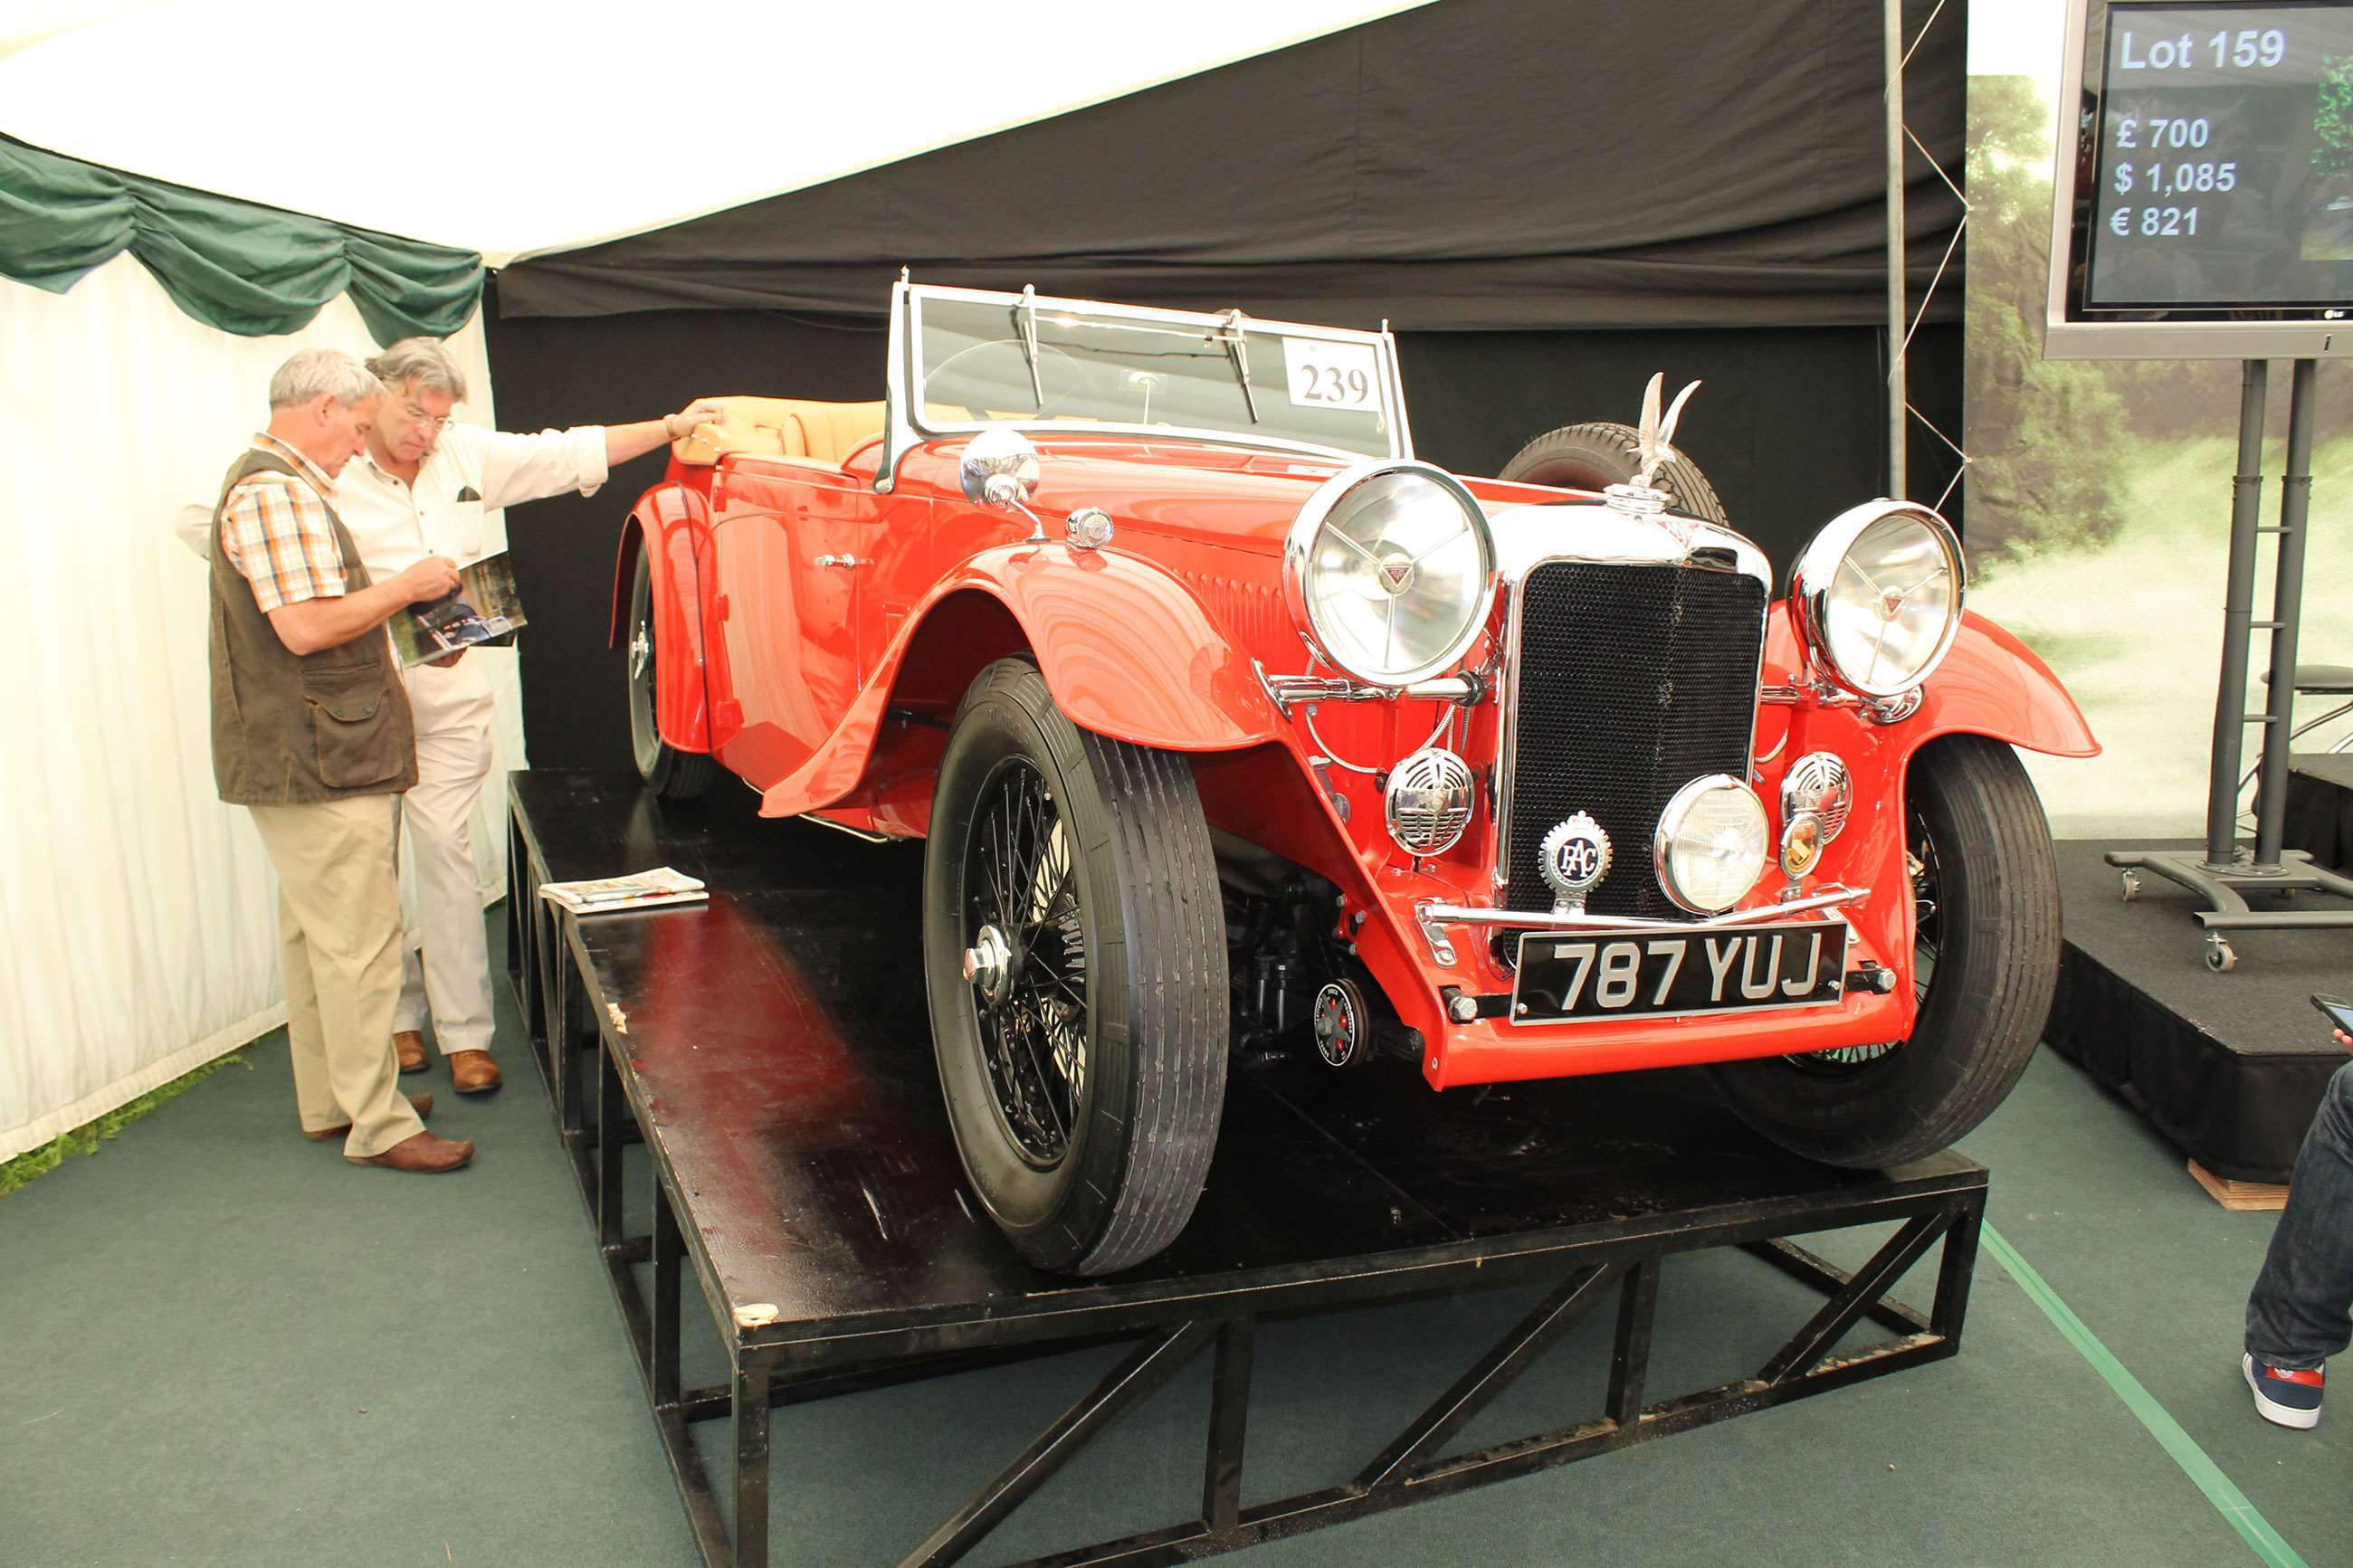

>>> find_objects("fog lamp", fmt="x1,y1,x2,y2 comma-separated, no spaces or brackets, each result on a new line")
1653,774,1768,914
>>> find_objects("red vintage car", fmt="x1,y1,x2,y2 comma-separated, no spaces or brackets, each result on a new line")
615,280,2095,1275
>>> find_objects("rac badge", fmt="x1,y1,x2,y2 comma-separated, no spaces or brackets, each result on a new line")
1538,813,1612,915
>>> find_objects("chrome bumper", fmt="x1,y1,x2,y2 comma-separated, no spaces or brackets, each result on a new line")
1414,884,1868,964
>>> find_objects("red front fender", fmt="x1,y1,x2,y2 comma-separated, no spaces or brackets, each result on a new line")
1910,611,2099,758
986,544,1283,752
1759,609,2097,767
757,544,1284,820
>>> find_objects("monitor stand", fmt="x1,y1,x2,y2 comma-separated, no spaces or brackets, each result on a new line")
2107,357,2353,971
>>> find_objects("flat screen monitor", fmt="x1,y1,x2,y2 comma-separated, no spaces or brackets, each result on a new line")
2047,0,2353,356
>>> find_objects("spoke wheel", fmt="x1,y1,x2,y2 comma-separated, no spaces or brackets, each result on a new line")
964,759,1089,1167
923,658,1228,1275
1709,736,2059,1168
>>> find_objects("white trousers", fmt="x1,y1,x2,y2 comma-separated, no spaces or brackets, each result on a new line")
392,658,498,1057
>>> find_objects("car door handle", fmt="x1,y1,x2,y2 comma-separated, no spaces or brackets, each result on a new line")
814,554,862,569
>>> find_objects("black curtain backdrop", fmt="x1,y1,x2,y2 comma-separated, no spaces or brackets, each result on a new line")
483,296,1960,771
498,0,1962,332
481,0,1967,770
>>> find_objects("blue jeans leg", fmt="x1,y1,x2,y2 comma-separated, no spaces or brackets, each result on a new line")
2246,1059,2353,1371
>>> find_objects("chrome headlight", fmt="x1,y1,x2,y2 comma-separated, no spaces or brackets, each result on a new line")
1283,461,1496,686
1789,501,1966,699
1653,774,1768,914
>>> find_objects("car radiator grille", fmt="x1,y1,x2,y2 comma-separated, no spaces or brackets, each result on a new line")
1504,561,1767,921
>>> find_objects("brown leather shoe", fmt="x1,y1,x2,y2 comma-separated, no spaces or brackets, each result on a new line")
303,1093,433,1142
448,1050,502,1095
394,1031,429,1073
347,1130,476,1173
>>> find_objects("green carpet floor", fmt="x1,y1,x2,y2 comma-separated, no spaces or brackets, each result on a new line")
0,910,2342,1566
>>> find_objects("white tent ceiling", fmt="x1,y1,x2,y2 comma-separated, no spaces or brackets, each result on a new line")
0,0,1436,267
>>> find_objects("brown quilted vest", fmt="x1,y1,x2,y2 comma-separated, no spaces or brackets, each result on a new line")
208,447,416,806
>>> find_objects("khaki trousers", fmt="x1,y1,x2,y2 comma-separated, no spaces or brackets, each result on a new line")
392,660,499,1058
247,794,424,1158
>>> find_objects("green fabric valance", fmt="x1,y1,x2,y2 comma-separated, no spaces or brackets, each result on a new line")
0,137,481,345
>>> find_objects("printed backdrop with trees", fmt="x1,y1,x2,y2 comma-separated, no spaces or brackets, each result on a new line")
1966,51,2353,838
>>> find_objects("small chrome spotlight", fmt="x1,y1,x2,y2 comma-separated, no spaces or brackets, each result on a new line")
1779,811,1824,887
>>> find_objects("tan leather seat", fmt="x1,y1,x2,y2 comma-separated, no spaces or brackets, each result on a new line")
674,397,887,469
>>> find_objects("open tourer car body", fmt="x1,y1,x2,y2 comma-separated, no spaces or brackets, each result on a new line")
614,280,2096,1274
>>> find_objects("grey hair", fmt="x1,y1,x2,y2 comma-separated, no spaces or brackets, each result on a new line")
267,348,383,410
364,337,469,403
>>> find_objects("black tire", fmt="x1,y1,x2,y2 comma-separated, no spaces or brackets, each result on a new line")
922,658,1228,1274
1708,736,2060,1167
626,548,719,800
1499,421,1728,523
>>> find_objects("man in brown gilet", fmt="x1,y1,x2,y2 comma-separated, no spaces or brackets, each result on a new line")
210,348,479,1172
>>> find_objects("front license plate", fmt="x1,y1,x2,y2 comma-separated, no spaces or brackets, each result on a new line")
1510,918,1851,1023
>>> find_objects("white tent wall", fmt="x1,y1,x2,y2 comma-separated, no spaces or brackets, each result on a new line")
0,254,519,1162
0,0,1439,1167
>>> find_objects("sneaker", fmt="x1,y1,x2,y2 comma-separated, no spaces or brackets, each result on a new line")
2243,1353,2324,1429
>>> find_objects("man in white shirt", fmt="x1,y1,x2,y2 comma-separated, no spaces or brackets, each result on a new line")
354,338,722,1091
187,337,719,1093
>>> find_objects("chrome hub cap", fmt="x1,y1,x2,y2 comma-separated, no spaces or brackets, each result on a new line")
963,924,1014,1004
629,625,653,682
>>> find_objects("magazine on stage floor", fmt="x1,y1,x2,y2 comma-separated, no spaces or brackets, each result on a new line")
537,867,709,915
390,551,529,668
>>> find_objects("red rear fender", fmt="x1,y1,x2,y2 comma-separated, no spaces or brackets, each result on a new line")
612,483,714,755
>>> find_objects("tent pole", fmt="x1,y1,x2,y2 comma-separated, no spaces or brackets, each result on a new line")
1885,0,1908,500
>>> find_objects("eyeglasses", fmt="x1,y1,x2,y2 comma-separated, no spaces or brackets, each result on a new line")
401,401,454,431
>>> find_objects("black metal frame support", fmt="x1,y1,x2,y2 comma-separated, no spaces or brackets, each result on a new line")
2107,357,2353,966
505,784,1988,1568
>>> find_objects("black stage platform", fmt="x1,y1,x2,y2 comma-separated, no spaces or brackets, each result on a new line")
507,770,1987,1568
2282,752,2353,874
2046,838,2346,1183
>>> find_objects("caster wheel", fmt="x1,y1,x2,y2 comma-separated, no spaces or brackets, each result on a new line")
2205,937,2238,974
2120,870,2140,902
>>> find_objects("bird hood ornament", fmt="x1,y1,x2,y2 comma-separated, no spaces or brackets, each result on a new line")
1605,373,1704,555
